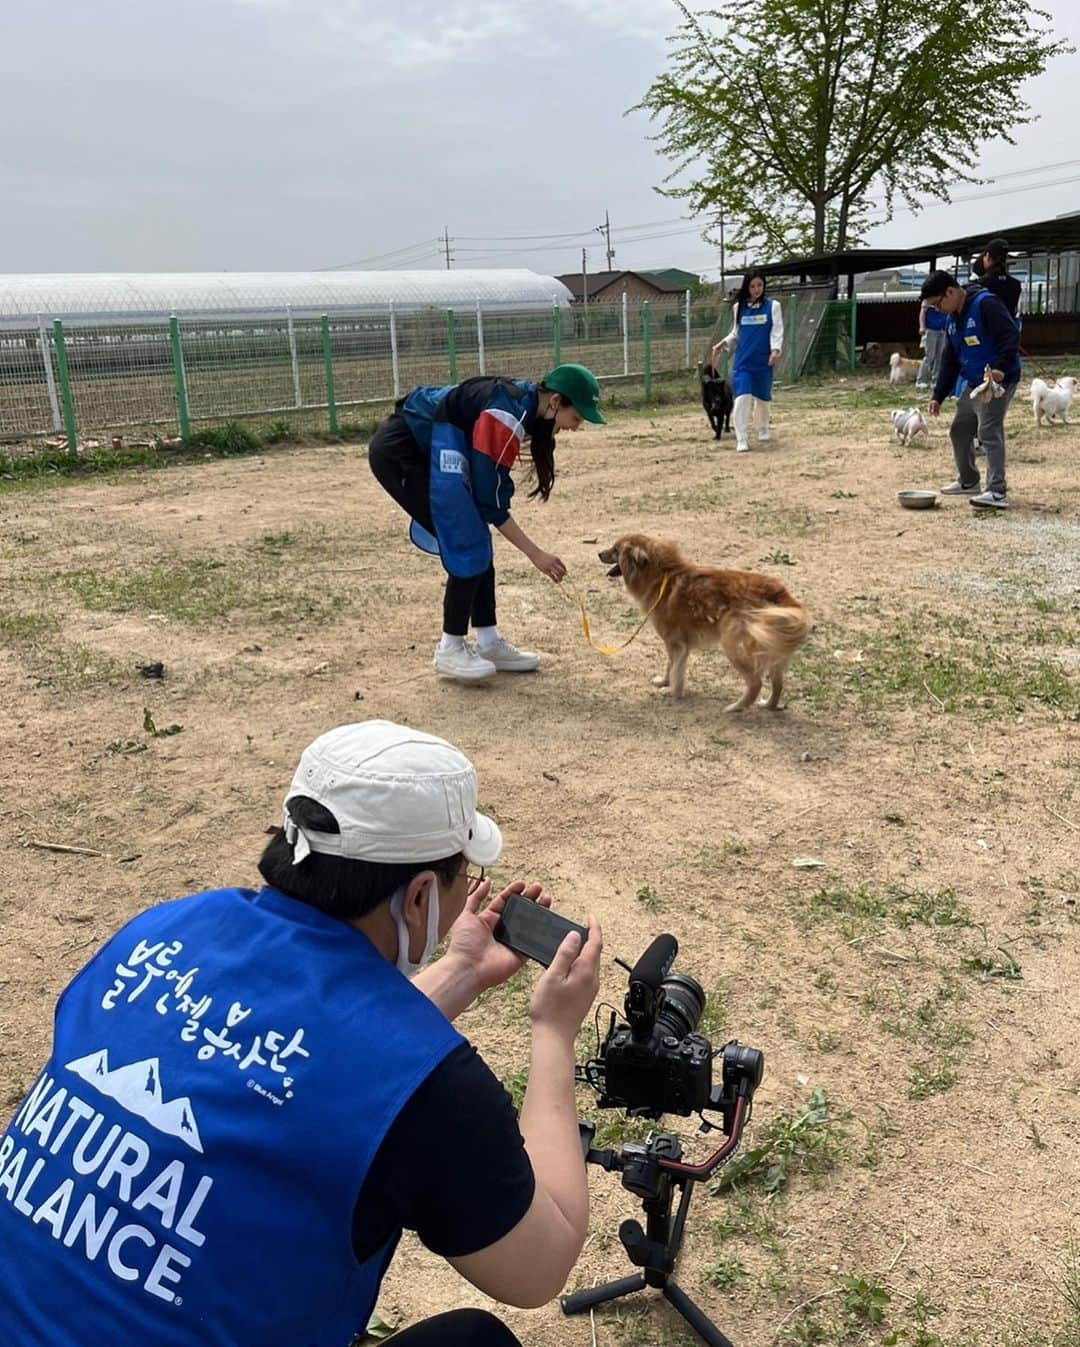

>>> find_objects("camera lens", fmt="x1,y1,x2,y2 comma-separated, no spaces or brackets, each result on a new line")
656,972,705,1040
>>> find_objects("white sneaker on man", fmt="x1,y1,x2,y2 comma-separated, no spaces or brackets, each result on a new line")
970,490,1008,510
433,643,497,681
735,440,750,453
757,429,771,443
940,480,981,496
477,637,540,672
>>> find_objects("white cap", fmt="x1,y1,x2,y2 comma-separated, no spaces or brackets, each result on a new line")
283,721,502,867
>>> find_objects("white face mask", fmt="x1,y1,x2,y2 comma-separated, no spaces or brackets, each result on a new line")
389,876,441,978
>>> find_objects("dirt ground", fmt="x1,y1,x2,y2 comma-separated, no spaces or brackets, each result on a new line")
1,375,1078,1347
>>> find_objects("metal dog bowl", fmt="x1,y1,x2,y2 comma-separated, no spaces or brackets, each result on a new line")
897,490,938,510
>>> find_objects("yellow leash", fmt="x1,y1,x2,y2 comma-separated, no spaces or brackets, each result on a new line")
555,573,669,656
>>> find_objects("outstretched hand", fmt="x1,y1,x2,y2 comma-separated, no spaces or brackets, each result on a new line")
444,880,552,994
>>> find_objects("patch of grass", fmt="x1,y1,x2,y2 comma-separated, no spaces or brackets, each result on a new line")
710,1191,784,1253
634,884,662,913
0,610,59,641
798,613,1078,719
712,1086,847,1195
262,418,298,444
62,550,350,627
189,421,261,454
705,1255,749,1290
960,946,1022,980
500,1069,528,1112
261,530,297,551
805,882,973,939
760,549,797,565
66,558,244,624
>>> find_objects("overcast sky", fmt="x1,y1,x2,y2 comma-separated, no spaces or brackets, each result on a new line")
3,0,1079,279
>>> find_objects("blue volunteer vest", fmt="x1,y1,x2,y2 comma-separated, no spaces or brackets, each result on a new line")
947,290,1021,388
731,301,775,401
0,886,462,1347
401,381,536,579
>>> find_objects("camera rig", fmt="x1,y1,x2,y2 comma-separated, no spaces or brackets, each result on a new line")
564,935,765,1347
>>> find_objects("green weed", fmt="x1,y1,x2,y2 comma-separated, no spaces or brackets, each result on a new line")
705,1255,749,1290
712,1086,846,1195
634,884,662,913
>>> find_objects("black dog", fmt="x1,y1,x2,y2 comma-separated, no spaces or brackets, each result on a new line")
701,364,734,439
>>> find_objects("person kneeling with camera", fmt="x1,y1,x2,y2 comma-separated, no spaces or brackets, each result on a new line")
0,720,603,1347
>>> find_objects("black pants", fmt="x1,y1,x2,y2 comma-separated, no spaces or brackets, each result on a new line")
368,413,496,637
386,1308,522,1347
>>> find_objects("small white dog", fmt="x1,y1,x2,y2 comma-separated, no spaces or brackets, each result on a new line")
891,406,929,446
888,352,922,385
1031,376,1076,426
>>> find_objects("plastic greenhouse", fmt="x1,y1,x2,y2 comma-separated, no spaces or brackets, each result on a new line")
0,270,573,328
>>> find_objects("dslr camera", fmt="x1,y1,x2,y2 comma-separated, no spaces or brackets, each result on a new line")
580,934,763,1128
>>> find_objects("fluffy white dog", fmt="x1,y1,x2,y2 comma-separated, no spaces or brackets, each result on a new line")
891,406,929,446
1031,376,1076,426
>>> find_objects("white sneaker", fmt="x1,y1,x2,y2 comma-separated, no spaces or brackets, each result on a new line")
736,441,750,453
757,429,771,442
433,643,497,681
477,636,540,672
970,490,1008,510
940,480,981,496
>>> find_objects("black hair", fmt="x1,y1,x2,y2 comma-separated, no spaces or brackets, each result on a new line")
736,269,768,311
920,270,958,301
257,796,463,922
526,384,560,501
982,238,1010,271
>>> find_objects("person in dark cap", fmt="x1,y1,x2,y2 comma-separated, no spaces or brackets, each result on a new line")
921,269,1021,510
972,238,1021,318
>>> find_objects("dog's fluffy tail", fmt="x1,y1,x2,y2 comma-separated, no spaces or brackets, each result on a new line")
739,604,813,664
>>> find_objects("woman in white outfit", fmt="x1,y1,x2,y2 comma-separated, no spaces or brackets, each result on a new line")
711,270,784,453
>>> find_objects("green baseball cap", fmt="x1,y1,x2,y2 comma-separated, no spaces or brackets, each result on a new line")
541,363,606,424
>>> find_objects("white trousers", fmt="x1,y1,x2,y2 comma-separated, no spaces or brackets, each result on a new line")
733,394,770,443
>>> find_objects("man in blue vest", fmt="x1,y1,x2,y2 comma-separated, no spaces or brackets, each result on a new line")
922,269,1021,510
0,720,603,1347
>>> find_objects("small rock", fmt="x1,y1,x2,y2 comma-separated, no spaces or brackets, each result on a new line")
354,691,364,701
792,857,826,869
137,661,165,680
542,771,559,783
241,644,263,654
310,661,331,675
581,537,598,545
800,751,812,763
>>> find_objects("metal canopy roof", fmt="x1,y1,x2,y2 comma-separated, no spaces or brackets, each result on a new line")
757,209,1080,280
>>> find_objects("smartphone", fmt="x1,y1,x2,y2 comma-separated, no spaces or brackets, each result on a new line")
493,892,588,968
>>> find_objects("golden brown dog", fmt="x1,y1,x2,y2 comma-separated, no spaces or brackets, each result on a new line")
598,534,812,711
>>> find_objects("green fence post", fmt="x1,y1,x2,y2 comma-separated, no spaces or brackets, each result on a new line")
167,315,191,444
788,293,799,383
552,300,561,365
446,309,458,382
849,293,858,370
642,301,652,401
51,320,78,458
320,315,338,434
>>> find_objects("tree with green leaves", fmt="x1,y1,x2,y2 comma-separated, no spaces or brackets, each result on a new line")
635,0,1064,259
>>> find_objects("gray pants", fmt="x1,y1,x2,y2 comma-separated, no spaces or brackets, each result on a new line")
917,329,945,385
950,381,1017,496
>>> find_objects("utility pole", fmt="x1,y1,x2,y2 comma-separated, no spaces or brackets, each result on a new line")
443,226,453,270
596,211,615,271
582,247,589,339
718,205,726,296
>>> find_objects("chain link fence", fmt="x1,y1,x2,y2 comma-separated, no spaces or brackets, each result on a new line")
0,290,847,455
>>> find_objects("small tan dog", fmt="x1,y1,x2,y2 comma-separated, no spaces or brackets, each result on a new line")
598,534,812,711
888,352,922,385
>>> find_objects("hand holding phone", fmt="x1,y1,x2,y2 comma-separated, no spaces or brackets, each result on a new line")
493,891,589,968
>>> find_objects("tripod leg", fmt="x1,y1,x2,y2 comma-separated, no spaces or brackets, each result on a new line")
561,1273,647,1316
662,1281,736,1347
